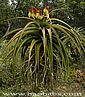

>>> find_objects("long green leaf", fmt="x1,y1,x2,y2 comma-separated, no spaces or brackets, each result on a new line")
52,24,81,53
48,27,53,75
35,43,42,73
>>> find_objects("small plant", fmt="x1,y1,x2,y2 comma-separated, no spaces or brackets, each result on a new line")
1,6,85,91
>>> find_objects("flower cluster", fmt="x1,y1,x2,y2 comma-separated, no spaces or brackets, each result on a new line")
28,6,52,20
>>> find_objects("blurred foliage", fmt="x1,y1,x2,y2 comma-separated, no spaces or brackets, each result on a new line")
0,0,15,37
0,40,30,97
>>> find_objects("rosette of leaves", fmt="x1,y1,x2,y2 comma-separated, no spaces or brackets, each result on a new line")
1,6,85,89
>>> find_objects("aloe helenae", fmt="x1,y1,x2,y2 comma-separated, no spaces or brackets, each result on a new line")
1,6,85,89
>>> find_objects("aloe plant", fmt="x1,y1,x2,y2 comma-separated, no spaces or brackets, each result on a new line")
1,6,85,90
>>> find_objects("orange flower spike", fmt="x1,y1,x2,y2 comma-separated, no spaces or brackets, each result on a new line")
36,7,42,15
39,10,42,16
32,7,37,14
39,7,42,10
39,10,43,20
45,6,49,12
28,9,32,18
36,7,40,18
43,6,49,18
36,7,43,20
32,7,37,19
36,7,40,10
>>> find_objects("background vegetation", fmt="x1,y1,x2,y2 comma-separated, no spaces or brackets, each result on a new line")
0,0,85,97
